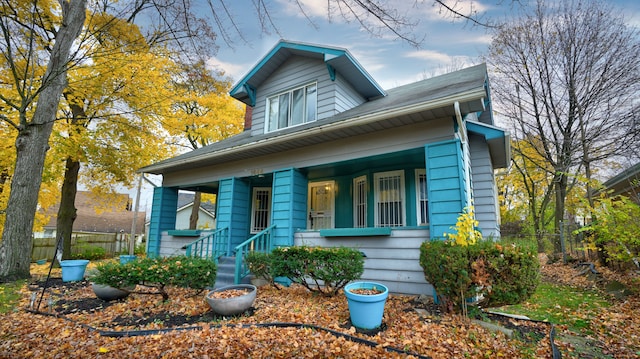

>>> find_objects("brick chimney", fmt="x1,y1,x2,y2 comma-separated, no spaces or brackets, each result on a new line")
244,105,253,131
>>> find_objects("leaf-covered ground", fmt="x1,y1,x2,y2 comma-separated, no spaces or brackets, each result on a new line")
0,258,638,358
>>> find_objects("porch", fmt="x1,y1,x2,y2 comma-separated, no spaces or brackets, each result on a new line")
161,225,433,295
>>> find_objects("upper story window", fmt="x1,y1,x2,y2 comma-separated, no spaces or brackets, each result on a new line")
266,83,317,132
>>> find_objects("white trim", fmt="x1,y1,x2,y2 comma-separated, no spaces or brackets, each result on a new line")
265,82,318,133
415,169,429,226
353,175,367,228
250,187,271,233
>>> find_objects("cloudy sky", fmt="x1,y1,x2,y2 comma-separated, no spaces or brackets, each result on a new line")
204,0,640,90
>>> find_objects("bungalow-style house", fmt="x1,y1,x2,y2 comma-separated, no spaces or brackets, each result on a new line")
140,40,510,295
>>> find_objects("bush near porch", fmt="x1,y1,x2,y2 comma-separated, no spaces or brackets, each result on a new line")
420,239,540,312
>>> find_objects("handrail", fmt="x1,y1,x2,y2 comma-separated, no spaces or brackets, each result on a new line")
234,224,275,284
184,227,228,262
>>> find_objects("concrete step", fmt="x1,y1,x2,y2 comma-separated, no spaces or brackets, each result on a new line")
213,256,251,289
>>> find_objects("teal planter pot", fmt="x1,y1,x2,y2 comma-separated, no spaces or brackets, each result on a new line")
119,255,137,265
344,281,389,330
60,260,89,282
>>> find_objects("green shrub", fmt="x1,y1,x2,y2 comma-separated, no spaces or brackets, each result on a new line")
419,239,539,312
72,245,107,260
245,250,273,283
270,246,364,296
90,255,217,300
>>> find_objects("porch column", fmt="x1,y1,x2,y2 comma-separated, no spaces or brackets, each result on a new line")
272,168,307,247
216,177,250,255
424,139,470,240
147,186,178,258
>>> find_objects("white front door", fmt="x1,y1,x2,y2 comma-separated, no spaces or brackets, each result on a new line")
308,181,334,230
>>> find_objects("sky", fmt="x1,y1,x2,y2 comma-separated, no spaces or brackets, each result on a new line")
204,0,640,90
133,0,640,215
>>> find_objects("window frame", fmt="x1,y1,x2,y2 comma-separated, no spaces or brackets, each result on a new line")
415,169,429,226
250,187,271,234
373,170,406,227
353,175,367,228
265,82,317,133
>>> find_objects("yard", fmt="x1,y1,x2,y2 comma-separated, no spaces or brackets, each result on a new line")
0,256,638,359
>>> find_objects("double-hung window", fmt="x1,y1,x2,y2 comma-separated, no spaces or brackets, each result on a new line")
374,170,405,227
266,83,317,132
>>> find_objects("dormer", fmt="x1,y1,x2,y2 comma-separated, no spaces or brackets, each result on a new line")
230,40,386,137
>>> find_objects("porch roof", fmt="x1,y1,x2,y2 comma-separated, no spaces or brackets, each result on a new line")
141,63,493,175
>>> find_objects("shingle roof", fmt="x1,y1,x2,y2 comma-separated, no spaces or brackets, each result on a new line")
140,63,492,175
42,191,145,234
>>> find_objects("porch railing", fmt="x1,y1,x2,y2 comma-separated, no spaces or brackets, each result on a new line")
234,224,275,284
184,227,228,261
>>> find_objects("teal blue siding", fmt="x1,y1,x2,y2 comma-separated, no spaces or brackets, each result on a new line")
405,169,418,227
425,139,466,239
335,176,353,228
272,168,307,247
216,178,250,254
147,187,178,258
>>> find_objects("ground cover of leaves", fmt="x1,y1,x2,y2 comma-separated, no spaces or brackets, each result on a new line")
0,258,637,358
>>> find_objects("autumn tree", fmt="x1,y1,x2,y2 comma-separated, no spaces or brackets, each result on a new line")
53,19,179,260
499,138,555,252
0,0,87,281
488,0,640,257
165,60,244,229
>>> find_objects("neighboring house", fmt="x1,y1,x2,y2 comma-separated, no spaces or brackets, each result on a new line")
140,40,510,295
598,162,640,204
36,191,145,238
175,192,217,229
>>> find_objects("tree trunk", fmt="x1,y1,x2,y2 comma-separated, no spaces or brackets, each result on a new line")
0,0,87,282
57,157,80,260
189,192,202,230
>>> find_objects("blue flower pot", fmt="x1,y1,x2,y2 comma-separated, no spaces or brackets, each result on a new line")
119,255,137,265
60,260,89,282
344,281,389,330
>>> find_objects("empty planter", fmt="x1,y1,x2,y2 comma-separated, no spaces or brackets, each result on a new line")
60,259,90,282
344,281,389,330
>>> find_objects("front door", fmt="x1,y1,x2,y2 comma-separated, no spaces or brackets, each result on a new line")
308,181,334,230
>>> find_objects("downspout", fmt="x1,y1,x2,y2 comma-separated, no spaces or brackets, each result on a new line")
455,101,472,210
454,101,466,143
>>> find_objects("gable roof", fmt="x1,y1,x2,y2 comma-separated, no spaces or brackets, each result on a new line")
141,63,496,175
229,40,386,106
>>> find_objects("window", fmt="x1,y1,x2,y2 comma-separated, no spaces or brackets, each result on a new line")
250,187,271,233
416,169,429,225
266,83,317,132
353,176,367,228
374,170,405,227
308,181,334,230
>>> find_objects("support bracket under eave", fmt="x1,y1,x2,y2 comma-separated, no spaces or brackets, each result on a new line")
326,64,336,81
243,83,257,106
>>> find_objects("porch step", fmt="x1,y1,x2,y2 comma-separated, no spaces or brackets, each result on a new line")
213,256,252,289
